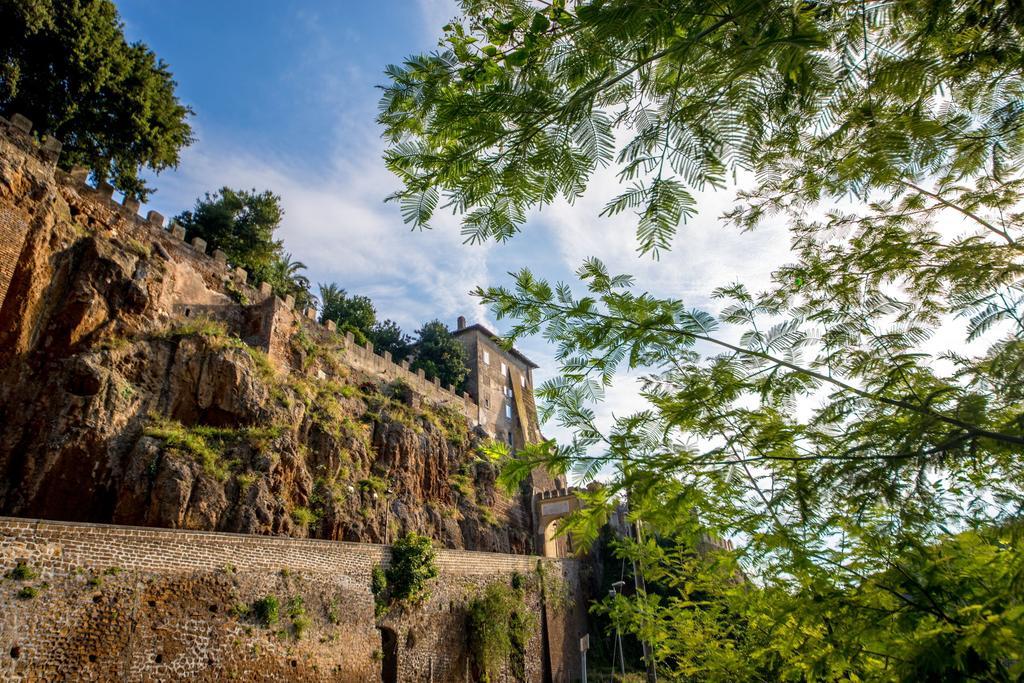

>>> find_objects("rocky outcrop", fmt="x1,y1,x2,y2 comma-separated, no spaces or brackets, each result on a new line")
0,123,534,554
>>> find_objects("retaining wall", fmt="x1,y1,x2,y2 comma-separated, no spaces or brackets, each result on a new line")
0,517,585,682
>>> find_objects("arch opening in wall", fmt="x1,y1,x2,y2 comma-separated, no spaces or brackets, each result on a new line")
543,518,571,558
378,626,398,683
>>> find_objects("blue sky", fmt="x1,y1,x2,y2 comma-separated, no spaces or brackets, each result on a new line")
115,0,795,465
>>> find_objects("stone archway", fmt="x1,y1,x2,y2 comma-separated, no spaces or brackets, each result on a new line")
535,487,582,558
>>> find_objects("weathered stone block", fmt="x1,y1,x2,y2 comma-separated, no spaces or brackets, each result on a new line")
170,222,186,240
305,307,316,320
365,341,374,353
41,136,62,159
191,236,207,253
446,385,454,393
326,320,337,332
284,294,295,309
401,360,411,370
417,369,426,380
345,331,355,344
10,113,31,133
146,210,165,227
433,377,441,387
212,249,227,264
259,282,273,297
122,196,141,213
233,266,247,284
383,351,392,363
97,181,115,199
70,166,90,184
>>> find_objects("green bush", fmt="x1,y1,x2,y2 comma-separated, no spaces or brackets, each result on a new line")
386,533,438,605
371,564,389,617
252,596,279,627
467,579,534,682
287,596,309,639
8,563,36,581
16,586,39,600
291,506,317,527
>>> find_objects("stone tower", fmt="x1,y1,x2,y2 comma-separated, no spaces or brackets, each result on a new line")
451,317,565,490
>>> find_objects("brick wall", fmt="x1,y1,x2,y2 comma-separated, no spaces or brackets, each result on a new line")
0,517,585,682
0,205,28,314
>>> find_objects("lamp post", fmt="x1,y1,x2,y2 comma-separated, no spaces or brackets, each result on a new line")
610,581,626,678
384,487,393,544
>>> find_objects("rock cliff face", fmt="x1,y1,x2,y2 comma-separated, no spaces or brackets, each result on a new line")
0,127,534,553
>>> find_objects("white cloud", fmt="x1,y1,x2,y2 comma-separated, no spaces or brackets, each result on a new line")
415,0,459,44
142,118,492,334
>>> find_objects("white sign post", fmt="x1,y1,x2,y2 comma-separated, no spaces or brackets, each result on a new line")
580,634,590,683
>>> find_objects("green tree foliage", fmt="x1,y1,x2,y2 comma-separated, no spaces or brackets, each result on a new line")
385,532,439,605
318,285,413,359
0,0,193,200
410,320,469,390
369,319,413,362
255,252,315,311
175,188,315,309
176,187,283,272
319,284,377,343
387,0,1024,679
467,581,533,682
380,0,1024,255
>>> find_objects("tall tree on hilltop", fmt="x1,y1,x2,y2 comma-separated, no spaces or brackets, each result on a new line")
411,320,469,391
175,188,284,273
0,0,193,200
175,188,314,309
383,0,1024,678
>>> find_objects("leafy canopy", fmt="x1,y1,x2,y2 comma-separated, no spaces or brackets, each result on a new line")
176,187,284,272
387,0,1024,679
319,284,377,343
369,319,414,363
176,188,314,309
318,285,413,360
0,0,193,200
380,0,1024,256
410,319,470,391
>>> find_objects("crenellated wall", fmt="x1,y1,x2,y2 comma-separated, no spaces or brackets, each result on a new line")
0,112,482,426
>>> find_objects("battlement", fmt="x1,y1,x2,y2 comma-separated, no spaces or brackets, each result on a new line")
0,113,482,425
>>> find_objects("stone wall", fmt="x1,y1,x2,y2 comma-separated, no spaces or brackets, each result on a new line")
0,204,27,314
0,517,586,682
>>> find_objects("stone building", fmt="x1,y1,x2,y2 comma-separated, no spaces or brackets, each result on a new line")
452,316,542,452
452,317,579,557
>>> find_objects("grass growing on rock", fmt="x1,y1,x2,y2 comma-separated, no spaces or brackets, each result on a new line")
143,417,283,482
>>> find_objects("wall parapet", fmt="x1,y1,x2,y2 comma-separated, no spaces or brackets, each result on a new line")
335,329,481,424
0,516,561,575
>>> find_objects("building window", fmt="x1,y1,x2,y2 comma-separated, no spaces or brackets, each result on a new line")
484,397,490,408
483,350,490,365
507,431,514,445
505,404,512,420
500,362,507,377
520,374,526,388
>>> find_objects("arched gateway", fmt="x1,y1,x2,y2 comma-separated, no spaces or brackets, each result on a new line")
535,487,582,558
